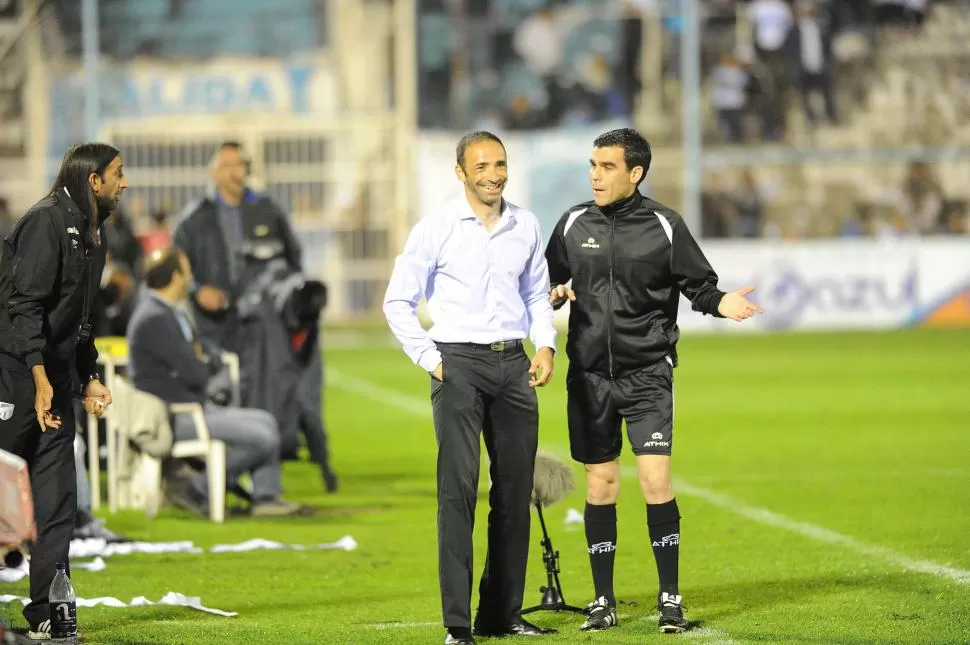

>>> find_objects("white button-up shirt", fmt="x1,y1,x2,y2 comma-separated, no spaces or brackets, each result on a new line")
383,195,556,373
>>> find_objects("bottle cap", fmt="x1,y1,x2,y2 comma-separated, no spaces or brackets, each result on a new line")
56,561,67,571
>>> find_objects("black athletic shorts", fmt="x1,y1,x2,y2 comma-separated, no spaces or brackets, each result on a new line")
566,358,674,464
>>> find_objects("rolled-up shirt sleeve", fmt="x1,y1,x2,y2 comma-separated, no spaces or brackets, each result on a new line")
382,219,442,372
519,217,557,351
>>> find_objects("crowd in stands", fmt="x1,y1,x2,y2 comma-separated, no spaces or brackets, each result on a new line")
700,161,969,239
417,0,950,138
48,0,324,59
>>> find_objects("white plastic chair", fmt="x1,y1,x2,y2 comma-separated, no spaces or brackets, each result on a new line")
106,351,242,523
222,351,242,407
167,402,228,523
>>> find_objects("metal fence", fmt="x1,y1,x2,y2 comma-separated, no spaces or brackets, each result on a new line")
99,113,404,320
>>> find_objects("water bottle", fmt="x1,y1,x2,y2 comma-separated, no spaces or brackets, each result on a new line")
49,562,77,641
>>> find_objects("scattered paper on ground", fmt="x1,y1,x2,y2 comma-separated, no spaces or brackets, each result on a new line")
0,536,358,617
0,591,237,617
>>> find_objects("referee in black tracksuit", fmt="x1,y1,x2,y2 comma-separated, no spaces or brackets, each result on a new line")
0,143,126,638
544,128,763,634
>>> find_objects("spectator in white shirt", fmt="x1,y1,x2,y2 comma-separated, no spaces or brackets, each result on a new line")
748,0,795,140
748,0,793,53
789,1,838,125
711,53,751,142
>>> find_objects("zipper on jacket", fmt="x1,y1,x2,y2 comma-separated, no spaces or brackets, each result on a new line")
607,215,615,379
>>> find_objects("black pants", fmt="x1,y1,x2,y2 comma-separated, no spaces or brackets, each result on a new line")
799,70,837,125
0,354,77,627
431,341,539,631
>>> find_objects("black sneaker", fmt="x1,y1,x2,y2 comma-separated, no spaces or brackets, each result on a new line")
166,482,208,518
580,596,617,631
658,592,688,633
322,468,339,493
73,518,130,544
472,618,555,636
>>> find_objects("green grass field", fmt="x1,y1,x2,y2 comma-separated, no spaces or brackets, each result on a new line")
3,328,970,644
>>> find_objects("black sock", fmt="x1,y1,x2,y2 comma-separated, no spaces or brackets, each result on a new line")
647,499,681,597
585,502,617,606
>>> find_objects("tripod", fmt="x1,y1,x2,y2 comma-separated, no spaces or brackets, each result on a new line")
521,502,585,615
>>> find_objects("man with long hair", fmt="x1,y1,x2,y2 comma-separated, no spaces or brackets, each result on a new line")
0,142,126,640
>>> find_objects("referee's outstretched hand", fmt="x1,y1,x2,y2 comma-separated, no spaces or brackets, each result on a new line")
549,284,576,307
718,286,765,322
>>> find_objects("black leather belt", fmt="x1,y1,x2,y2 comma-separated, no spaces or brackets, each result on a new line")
438,339,524,353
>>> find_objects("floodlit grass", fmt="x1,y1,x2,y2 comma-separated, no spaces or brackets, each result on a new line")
3,328,969,644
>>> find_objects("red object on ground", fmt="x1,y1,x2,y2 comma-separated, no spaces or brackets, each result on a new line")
0,449,35,548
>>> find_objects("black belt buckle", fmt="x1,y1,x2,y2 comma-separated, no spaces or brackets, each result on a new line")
489,341,506,352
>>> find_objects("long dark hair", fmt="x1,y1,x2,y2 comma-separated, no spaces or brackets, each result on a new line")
49,143,120,246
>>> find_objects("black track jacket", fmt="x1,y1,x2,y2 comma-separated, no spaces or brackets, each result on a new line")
545,191,725,378
0,189,105,385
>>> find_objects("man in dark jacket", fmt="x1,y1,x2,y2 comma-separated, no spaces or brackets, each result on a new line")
172,142,337,492
0,143,121,639
171,141,301,350
544,128,763,634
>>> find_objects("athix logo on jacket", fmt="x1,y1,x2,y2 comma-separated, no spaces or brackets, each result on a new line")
581,237,600,249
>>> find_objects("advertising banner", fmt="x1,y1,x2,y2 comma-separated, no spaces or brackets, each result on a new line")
46,53,336,178
678,240,920,332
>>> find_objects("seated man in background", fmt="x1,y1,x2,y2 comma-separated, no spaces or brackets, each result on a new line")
126,247,305,517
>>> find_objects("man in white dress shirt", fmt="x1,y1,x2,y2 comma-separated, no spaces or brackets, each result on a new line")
383,131,557,645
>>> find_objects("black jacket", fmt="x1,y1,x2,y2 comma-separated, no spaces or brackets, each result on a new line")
172,189,302,349
545,192,725,378
126,293,211,405
0,189,105,385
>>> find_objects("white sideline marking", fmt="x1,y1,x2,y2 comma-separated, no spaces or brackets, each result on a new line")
366,621,438,630
328,369,970,587
672,479,970,585
680,626,740,643
365,616,738,642
684,469,969,484
329,369,431,417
